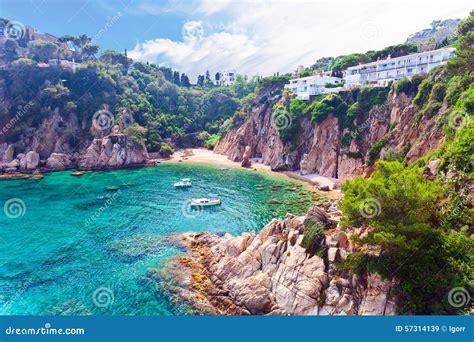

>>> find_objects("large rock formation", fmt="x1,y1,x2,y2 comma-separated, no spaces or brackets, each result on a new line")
300,114,340,176
160,206,397,315
79,133,149,170
45,153,74,170
0,106,151,174
14,109,81,159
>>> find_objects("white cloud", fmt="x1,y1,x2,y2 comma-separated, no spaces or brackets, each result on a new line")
129,0,472,81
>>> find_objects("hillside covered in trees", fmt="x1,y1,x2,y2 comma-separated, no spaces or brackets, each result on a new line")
0,18,258,157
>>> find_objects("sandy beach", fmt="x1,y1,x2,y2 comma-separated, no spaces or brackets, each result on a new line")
163,149,341,198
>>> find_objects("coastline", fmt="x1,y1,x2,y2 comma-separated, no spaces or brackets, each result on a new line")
0,148,340,200
163,148,341,199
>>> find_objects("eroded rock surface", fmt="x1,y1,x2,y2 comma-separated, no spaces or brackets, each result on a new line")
79,133,149,170
162,206,396,315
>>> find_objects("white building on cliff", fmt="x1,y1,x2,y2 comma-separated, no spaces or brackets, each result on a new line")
343,47,455,88
215,71,236,86
284,73,343,100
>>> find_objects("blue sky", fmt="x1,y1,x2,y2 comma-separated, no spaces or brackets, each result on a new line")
1,0,472,80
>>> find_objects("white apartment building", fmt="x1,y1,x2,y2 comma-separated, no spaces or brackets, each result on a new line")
343,47,455,88
284,74,343,100
215,71,236,86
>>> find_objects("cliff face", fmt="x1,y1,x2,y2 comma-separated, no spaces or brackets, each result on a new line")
160,205,397,315
0,109,149,174
79,133,148,170
215,88,445,181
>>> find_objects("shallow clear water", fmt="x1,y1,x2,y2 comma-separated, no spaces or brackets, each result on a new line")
0,163,316,315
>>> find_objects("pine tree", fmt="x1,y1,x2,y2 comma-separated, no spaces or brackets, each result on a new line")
181,73,190,87
197,75,205,87
173,71,181,85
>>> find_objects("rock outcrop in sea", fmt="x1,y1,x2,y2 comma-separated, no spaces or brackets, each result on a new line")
78,133,148,170
157,205,397,315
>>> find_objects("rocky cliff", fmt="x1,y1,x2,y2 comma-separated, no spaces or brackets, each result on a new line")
157,205,396,315
78,133,148,170
0,108,149,175
215,86,444,183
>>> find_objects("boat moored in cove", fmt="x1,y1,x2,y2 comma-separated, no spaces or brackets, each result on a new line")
174,178,192,188
190,198,222,207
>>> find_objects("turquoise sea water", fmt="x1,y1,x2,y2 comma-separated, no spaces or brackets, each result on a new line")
0,163,314,315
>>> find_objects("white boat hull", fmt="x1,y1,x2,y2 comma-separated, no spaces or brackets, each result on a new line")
190,198,221,207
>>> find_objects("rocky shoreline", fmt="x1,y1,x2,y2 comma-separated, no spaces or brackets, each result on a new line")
154,204,397,316
0,108,153,179
0,135,150,180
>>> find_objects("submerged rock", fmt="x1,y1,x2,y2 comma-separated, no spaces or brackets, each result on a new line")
109,233,163,261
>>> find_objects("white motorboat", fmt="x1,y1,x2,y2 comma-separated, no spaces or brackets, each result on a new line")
174,178,192,188
190,198,221,207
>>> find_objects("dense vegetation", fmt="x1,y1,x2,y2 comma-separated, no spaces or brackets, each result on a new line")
273,86,389,147
339,12,473,314
0,25,258,154
308,43,418,78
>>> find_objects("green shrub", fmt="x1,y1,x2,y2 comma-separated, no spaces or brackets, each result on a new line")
289,98,308,117
441,123,474,172
341,133,352,148
430,83,446,102
301,220,326,256
159,142,174,157
395,75,424,96
204,134,220,149
444,75,470,105
311,93,347,123
381,148,403,162
357,87,388,114
196,130,210,143
366,137,388,165
340,161,472,314
346,151,362,159
125,123,147,145
395,78,412,95
272,103,301,145
414,78,433,106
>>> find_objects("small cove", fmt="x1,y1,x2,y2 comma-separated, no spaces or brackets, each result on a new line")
0,163,318,315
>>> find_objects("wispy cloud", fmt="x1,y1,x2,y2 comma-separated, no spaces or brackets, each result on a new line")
129,0,472,80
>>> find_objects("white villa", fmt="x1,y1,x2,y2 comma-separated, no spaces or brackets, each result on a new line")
215,71,236,86
284,74,343,100
343,47,455,88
